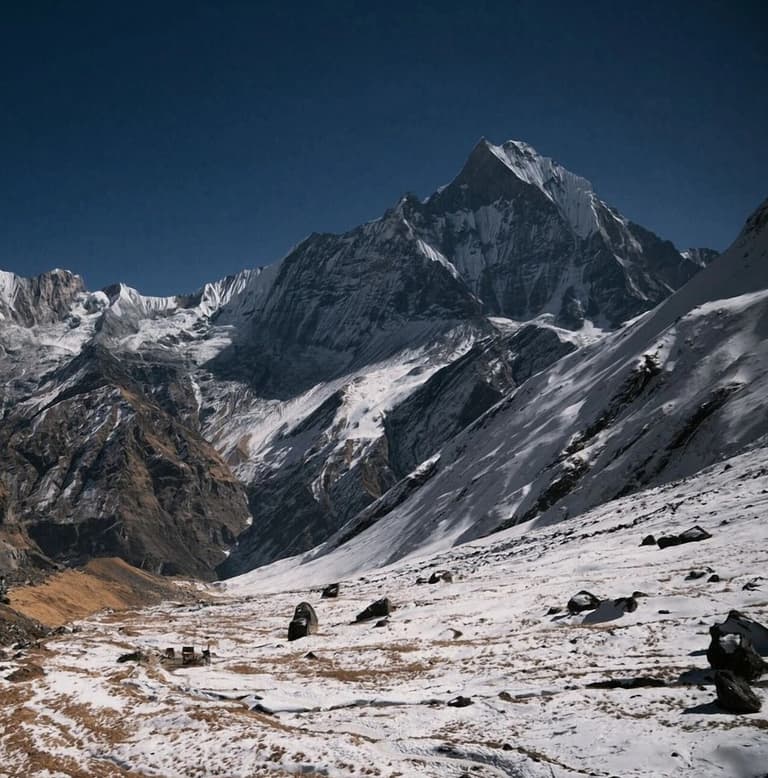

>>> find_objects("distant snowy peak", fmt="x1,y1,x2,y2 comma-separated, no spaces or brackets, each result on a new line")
481,139,603,238
0,268,85,325
210,264,281,324
681,247,720,267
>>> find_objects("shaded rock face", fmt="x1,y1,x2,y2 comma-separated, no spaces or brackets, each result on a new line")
356,598,392,622
567,590,601,614
321,583,340,598
208,220,486,399
0,270,85,326
656,525,712,549
707,631,765,681
707,611,768,681
385,324,576,479
0,604,49,647
397,140,705,329
0,345,250,580
714,670,762,713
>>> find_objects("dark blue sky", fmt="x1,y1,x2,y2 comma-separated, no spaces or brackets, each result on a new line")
1,1,766,295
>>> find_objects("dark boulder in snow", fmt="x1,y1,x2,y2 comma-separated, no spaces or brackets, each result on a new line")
587,676,666,689
117,650,145,663
715,610,768,655
355,598,392,622
714,670,762,713
447,695,474,707
321,583,340,599
567,590,601,614
582,596,639,624
428,570,454,584
288,601,318,641
707,630,765,681
641,535,656,546
656,525,711,549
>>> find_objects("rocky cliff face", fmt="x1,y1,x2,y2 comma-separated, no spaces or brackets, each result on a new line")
208,217,486,399
0,344,251,581
0,269,86,326
0,139,718,579
399,140,705,328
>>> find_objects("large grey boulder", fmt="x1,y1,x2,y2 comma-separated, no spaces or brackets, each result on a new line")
288,602,318,641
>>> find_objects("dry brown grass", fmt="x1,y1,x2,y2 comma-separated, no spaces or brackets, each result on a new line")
9,557,196,626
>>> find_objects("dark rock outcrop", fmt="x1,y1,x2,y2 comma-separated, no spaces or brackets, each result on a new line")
567,590,601,614
321,583,340,599
656,525,711,549
428,570,454,584
714,610,768,655
582,596,639,624
355,598,392,622
0,604,49,647
707,610,768,683
447,695,474,707
707,631,765,681
0,345,251,580
714,670,762,713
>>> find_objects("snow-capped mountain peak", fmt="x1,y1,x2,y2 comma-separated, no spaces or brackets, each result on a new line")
480,138,602,238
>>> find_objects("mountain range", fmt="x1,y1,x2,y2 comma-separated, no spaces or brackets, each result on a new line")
3,137,762,584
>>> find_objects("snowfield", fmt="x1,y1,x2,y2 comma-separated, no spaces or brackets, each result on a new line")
1,445,766,777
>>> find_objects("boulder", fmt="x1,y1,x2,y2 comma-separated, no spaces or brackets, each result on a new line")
685,570,709,580
447,695,473,707
355,597,392,622
428,570,454,584
657,525,711,549
117,650,145,663
321,583,339,599
587,676,667,689
714,670,762,713
714,610,768,656
567,590,601,614
707,632,765,681
287,601,318,641
582,596,638,624
640,535,656,546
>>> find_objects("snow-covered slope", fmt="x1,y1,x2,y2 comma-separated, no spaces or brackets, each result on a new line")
2,444,765,777
277,197,768,575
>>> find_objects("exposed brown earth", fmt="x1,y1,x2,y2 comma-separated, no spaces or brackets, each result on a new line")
8,557,197,627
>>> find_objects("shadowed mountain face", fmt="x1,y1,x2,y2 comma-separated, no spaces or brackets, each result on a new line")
0,345,251,580
0,139,722,580
400,140,706,328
